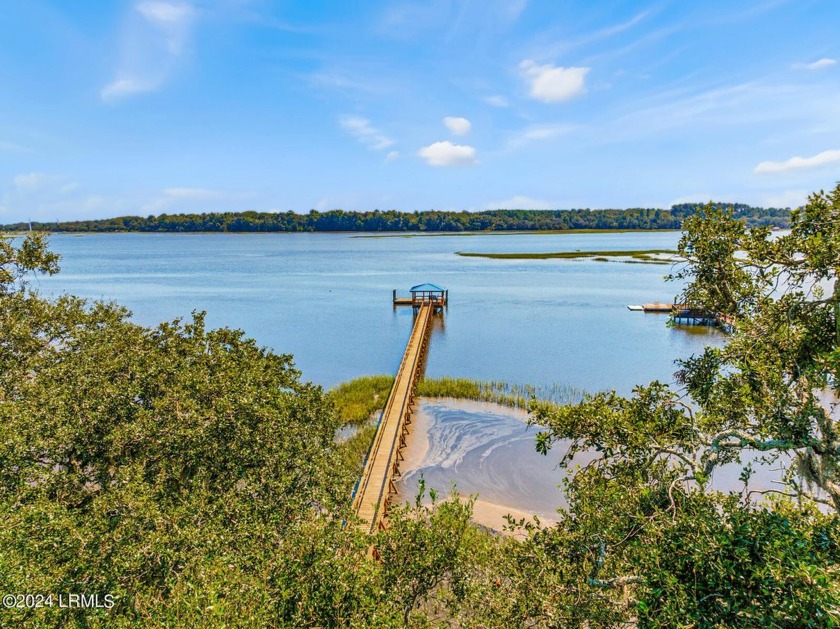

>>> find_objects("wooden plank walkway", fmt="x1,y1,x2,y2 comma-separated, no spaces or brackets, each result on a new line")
352,301,433,534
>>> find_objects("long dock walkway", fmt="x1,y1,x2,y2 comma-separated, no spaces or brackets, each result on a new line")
352,301,434,534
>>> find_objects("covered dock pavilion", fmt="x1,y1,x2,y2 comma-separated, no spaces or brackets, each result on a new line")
392,283,448,311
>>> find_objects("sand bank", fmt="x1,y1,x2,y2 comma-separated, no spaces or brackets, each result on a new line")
396,398,564,532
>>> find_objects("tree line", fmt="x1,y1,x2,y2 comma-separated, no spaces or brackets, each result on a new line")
1,203,791,233
670,201,792,227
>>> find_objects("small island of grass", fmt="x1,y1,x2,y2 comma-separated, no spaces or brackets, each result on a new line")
455,248,679,263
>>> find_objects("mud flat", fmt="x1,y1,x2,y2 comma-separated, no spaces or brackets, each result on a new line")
396,399,574,532
396,398,792,533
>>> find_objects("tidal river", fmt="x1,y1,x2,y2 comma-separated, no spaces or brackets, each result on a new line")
36,230,719,394
37,230,729,524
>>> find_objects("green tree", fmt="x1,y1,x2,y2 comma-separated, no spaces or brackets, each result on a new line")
0,233,362,626
527,184,840,626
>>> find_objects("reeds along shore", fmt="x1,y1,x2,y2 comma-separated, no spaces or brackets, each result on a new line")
330,375,584,427
416,378,583,409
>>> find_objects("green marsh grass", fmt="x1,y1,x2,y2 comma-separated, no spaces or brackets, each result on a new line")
455,249,678,260
417,377,583,409
330,375,582,424
329,375,395,426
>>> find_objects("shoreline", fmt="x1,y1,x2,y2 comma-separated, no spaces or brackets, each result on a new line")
397,397,559,535
2,227,681,237
393,395,795,533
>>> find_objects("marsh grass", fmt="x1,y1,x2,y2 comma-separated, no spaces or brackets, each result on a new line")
331,375,583,484
417,377,583,408
455,249,678,260
622,258,671,265
329,375,582,426
338,423,379,476
329,375,395,426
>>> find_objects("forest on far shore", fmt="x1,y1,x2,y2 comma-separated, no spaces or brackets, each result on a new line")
2,202,791,233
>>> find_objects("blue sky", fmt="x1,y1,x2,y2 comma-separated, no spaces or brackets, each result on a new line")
1,0,839,222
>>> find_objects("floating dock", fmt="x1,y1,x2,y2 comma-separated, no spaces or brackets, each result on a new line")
626,302,674,313
628,302,735,331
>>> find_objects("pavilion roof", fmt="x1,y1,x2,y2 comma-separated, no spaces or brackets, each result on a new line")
409,283,446,292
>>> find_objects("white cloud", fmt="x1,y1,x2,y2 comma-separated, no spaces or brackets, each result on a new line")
762,190,808,208
143,185,238,214
310,71,399,97
443,116,471,136
485,195,554,209
529,10,652,63
339,116,394,150
505,123,576,150
1,173,101,222
164,187,223,199
500,0,530,22
59,182,80,194
137,1,194,25
484,95,509,108
385,151,400,162
600,79,840,143
136,2,195,53
101,1,197,103
12,172,80,195
417,141,477,166
793,58,836,71
520,60,589,103
754,149,840,174
13,172,51,191
521,124,573,141
101,78,157,102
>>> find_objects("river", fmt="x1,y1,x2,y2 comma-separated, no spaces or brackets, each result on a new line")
36,230,721,395
36,231,732,525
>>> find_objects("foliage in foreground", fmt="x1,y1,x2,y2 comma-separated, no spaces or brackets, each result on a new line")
0,237,347,625
527,183,840,625
2,179,839,629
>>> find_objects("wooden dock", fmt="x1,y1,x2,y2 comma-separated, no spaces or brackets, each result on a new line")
352,301,434,534
393,284,448,310
641,302,674,313
628,302,735,330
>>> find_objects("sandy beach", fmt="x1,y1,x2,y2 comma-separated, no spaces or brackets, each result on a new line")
396,398,565,533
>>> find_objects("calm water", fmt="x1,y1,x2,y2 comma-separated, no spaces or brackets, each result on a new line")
35,231,735,517
35,231,722,395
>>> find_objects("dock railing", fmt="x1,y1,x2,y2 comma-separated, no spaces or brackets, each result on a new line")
352,302,433,534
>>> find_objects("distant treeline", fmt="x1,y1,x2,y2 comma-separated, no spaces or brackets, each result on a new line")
2,204,792,233
670,202,791,227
